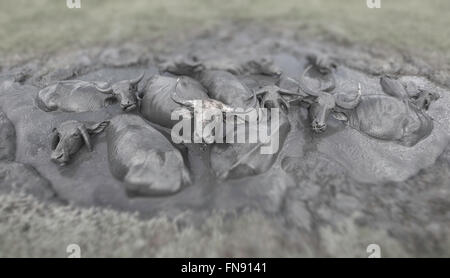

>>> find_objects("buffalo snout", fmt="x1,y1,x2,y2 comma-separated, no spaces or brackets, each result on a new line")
311,120,327,133
51,150,68,166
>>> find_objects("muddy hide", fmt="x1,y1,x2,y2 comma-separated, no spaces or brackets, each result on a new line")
210,110,290,179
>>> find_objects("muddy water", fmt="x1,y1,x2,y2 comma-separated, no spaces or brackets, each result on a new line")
0,27,449,221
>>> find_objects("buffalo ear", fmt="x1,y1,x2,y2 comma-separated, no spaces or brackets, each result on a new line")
86,121,110,135
331,111,348,122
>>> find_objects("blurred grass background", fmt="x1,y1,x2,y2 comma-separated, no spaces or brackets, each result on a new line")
0,0,449,62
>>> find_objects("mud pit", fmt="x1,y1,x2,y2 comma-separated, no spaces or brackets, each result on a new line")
1,24,450,256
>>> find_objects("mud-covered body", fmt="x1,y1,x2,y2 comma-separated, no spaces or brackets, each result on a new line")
106,114,190,196
198,70,255,109
158,56,259,109
344,95,434,146
37,74,144,113
210,112,290,179
50,120,109,165
0,111,16,161
139,75,209,128
36,80,113,112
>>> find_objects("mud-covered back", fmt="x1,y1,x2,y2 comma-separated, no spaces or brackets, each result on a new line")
199,70,254,109
140,75,209,128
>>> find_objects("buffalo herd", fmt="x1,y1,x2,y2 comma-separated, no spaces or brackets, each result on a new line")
38,54,439,196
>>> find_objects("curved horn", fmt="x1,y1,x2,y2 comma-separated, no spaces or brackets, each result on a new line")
298,65,323,97
171,78,194,108
248,86,258,109
227,87,260,115
130,72,145,86
87,121,109,135
335,83,362,110
78,126,92,152
275,77,308,98
277,87,306,96
95,85,113,94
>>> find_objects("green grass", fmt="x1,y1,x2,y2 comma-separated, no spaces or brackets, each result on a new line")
0,0,449,63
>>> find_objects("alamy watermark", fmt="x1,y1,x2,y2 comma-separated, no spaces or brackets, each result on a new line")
366,0,381,9
66,243,81,258
170,105,281,154
366,243,381,258
66,0,81,9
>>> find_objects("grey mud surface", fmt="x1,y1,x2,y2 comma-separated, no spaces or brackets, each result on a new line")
1,23,450,256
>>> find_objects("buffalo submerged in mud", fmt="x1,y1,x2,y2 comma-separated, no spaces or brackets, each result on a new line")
36,73,145,112
210,110,291,179
159,55,281,109
138,75,210,129
26,46,444,200
139,74,258,144
105,114,191,196
338,76,438,147
299,72,438,146
50,120,109,165
50,115,190,196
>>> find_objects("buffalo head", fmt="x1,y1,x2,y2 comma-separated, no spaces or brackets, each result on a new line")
245,56,282,77
255,82,304,113
171,77,258,144
95,73,144,111
300,66,361,133
306,53,337,75
380,76,440,111
158,55,205,76
50,120,109,165
411,89,440,110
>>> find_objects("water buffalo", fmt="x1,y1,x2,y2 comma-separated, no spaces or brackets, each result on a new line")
198,69,257,109
240,56,282,76
159,55,275,109
210,110,290,179
380,75,439,110
36,73,144,112
298,65,362,133
139,75,257,144
306,53,337,75
303,75,438,146
203,56,282,76
50,120,109,165
254,60,338,115
254,79,305,113
159,54,281,77
106,114,190,196
305,53,337,92
0,111,16,161
333,94,434,146
139,74,210,129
